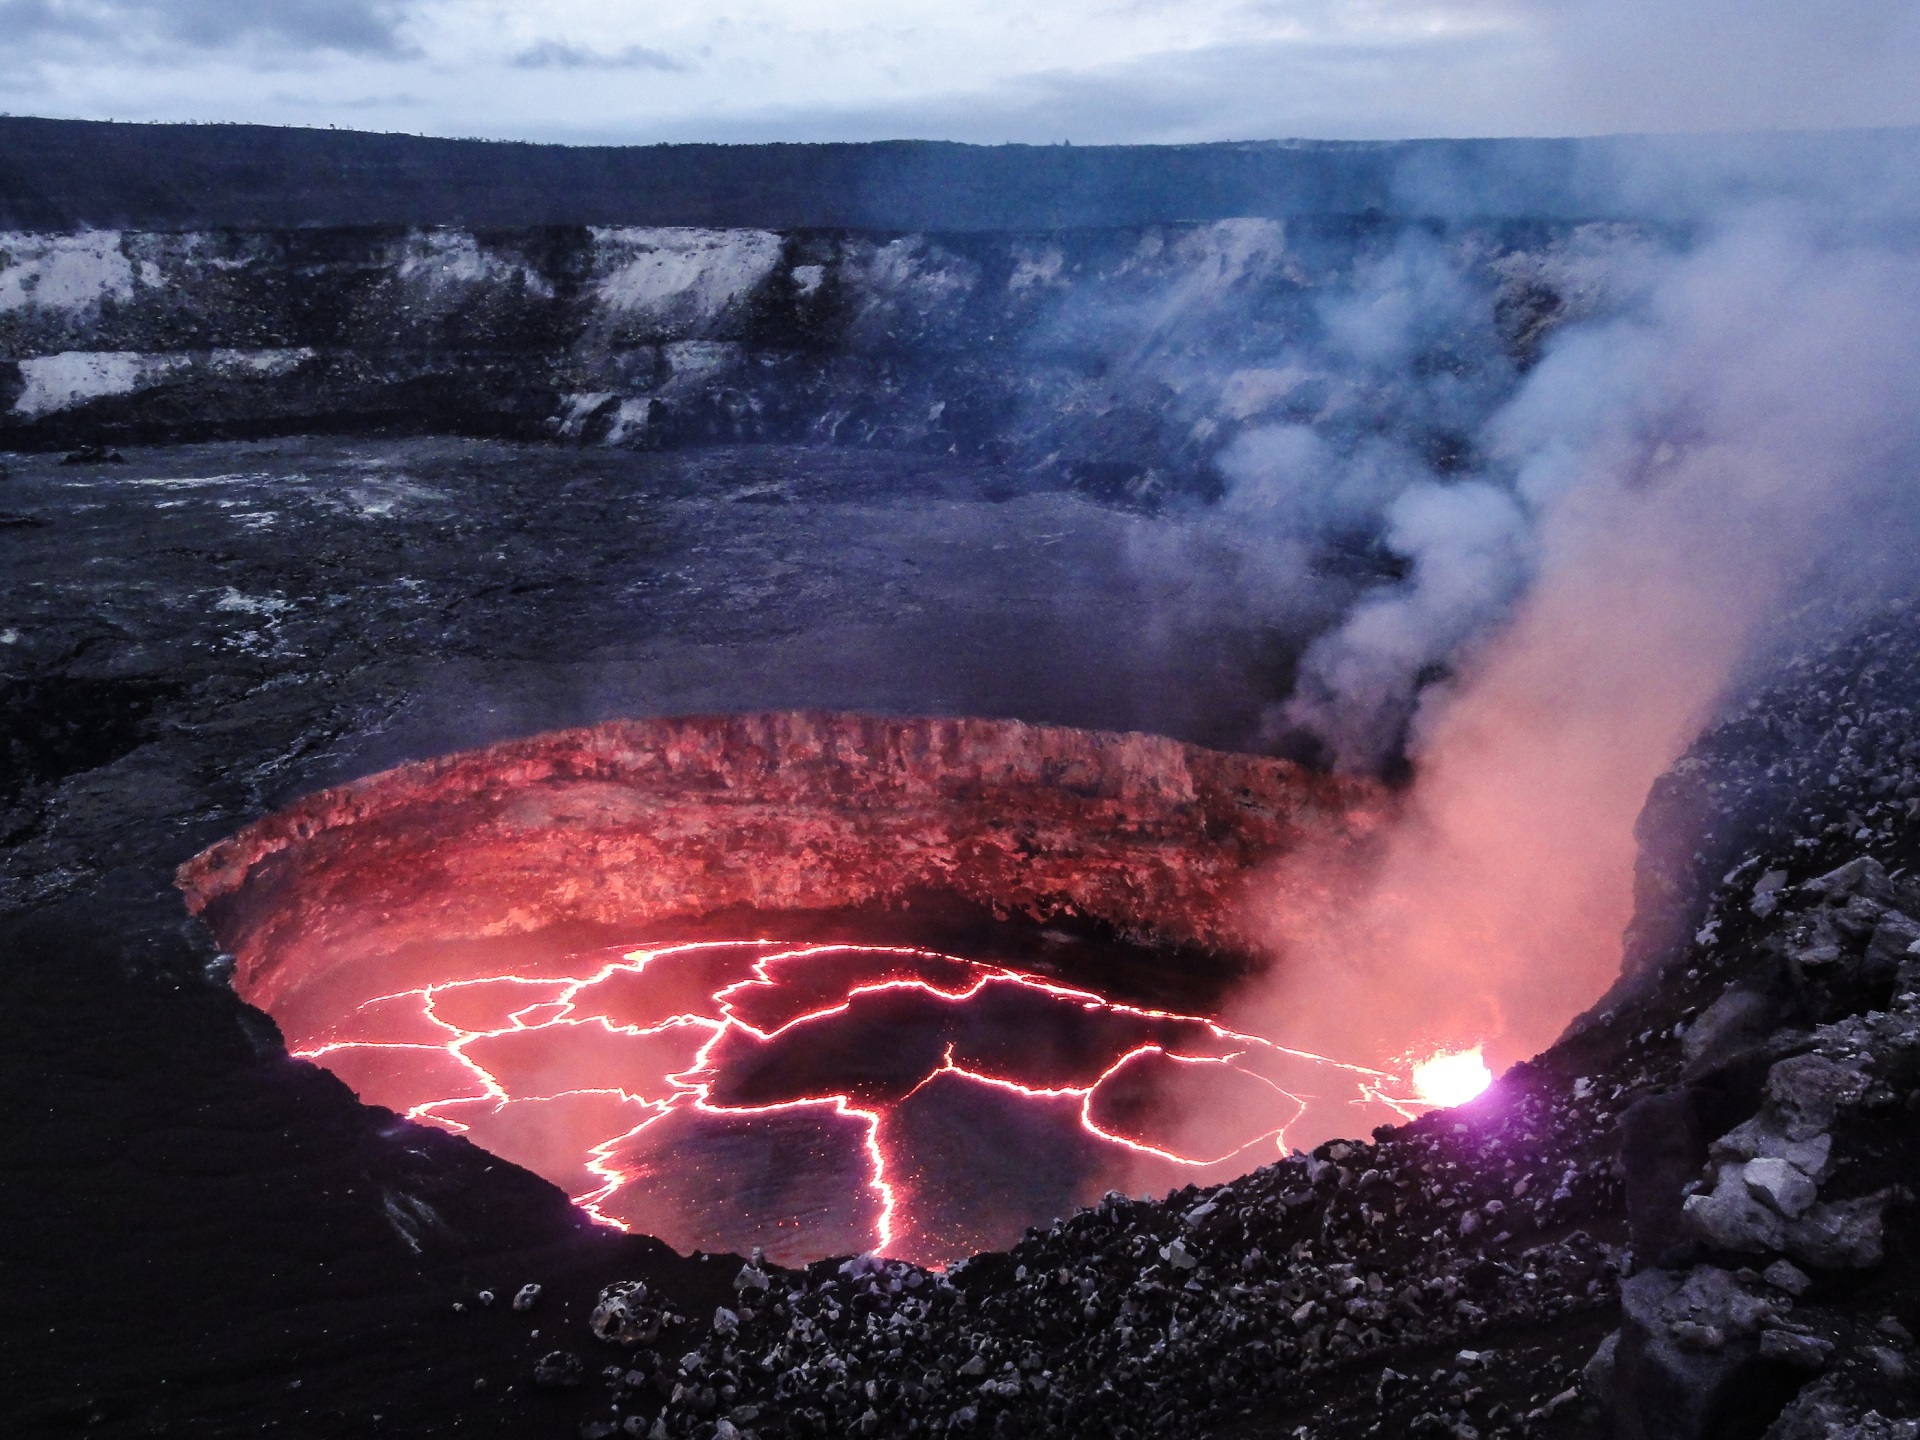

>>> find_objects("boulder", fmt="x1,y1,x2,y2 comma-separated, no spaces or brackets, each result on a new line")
533,1350,585,1389
1757,1330,1833,1371
1800,858,1900,905
1782,912,1851,983
1742,1158,1819,1218
1761,1260,1812,1297
1782,1192,1888,1271
1763,1055,1875,1140
1863,913,1920,976
1752,871,1792,920
733,1263,771,1296
1710,1125,1832,1181
1611,1266,1795,1440
1762,1376,1920,1440
1684,1170,1788,1253
590,1280,665,1347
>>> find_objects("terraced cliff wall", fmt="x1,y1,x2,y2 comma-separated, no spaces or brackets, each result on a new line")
0,216,1621,501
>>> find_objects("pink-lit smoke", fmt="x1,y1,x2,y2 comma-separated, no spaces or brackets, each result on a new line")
1235,211,1920,1093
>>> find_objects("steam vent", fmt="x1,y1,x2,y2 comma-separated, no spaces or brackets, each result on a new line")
7,122,1920,1440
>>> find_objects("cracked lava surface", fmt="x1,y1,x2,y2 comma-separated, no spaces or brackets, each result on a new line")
177,712,1429,1268
294,938,1428,1269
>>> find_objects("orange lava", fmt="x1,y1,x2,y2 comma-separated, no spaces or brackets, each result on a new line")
1410,1049,1493,1108
175,715,1451,1266
292,938,1441,1267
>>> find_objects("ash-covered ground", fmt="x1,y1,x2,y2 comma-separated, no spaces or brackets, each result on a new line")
3,432,1916,1440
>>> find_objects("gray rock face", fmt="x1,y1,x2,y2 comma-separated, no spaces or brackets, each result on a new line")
1743,1157,1819,1217
0,215,1642,523
1763,1054,1876,1140
1685,1108,1888,1272
1763,1378,1920,1440
1780,1193,1888,1271
1685,1096,1834,1256
1681,983,1911,1273
1684,1169,1789,1253
1613,1266,1780,1440
1711,1124,1833,1180
1604,837,1920,1440
1757,1329,1833,1371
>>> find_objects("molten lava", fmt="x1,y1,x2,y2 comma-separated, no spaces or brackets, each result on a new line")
1411,1049,1494,1108
295,938,1445,1267
177,713,1444,1267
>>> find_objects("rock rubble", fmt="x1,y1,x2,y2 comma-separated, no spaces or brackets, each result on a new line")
534,603,1920,1440
554,1068,1631,1440
1596,853,1920,1437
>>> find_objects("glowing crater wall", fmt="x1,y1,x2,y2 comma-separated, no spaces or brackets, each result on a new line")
179,712,1399,1265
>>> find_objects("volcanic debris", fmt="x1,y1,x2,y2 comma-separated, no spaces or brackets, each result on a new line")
534,603,1920,1440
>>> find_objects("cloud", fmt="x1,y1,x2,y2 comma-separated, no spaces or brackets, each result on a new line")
622,31,1540,146
0,0,417,56
596,2,1920,146
509,40,688,73
6,0,1919,141
1539,0,1920,134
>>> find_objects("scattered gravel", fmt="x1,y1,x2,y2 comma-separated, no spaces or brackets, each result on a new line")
548,600,1920,1440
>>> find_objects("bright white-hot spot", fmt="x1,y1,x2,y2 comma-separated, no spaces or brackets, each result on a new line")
1411,1048,1492,1107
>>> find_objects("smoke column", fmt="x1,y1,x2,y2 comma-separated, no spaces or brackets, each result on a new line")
1230,208,1920,1096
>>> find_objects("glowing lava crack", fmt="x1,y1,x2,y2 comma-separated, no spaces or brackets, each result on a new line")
177,712,1425,1268
295,940,1427,1268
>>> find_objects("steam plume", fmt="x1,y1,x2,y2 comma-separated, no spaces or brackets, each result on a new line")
1237,210,1920,1093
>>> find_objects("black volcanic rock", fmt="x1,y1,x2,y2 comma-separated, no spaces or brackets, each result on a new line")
1,440,1918,1437
1621,1089,1706,1269
2,119,1917,233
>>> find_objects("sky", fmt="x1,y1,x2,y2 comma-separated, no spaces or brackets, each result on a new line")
1,0,1917,145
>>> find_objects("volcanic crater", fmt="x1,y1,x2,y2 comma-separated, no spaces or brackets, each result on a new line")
9,126,1919,1440
179,712,1404,1267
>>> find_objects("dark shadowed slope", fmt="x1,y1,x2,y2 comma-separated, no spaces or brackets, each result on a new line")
2,118,1918,232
